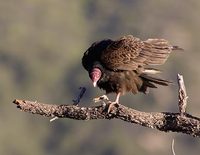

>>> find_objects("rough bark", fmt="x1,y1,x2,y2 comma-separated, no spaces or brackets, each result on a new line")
13,99,200,137
13,74,200,137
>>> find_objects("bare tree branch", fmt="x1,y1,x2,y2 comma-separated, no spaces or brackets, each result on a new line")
12,74,200,137
13,99,200,137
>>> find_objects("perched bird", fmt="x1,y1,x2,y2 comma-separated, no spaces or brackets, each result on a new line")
82,35,182,111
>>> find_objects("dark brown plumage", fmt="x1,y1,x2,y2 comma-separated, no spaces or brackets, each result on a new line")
82,35,182,105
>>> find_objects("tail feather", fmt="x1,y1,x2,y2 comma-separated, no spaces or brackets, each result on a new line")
139,74,172,94
140,74,172,86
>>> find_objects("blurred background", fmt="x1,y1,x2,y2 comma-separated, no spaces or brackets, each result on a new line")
0,0,200,155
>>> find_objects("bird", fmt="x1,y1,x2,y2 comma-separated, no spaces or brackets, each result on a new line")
82,35,183,112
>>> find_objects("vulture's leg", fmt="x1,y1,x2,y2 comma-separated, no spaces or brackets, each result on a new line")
107,93,121,113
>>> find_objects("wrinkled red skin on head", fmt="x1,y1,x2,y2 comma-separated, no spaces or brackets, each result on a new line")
90,68,102,87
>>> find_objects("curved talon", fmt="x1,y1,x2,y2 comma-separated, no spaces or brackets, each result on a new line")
107,102,118,113
93,95,109,103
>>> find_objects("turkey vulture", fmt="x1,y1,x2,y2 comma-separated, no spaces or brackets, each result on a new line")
82,35,182,111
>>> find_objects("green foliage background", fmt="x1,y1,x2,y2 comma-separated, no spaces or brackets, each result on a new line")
0,0,200,155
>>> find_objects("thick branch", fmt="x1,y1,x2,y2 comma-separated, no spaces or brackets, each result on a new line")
13,99,200,137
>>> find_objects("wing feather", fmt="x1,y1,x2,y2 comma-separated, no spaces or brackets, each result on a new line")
100,35,178,71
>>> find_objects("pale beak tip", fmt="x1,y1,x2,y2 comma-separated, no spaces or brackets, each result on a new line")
93,82,97,87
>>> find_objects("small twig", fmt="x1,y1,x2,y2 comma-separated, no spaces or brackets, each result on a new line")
50,116,58,122
51,87,86,122
177,74,188,116
72,87,86,105
171,139,176,155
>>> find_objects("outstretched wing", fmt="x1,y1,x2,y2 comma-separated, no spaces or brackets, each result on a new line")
100,35,177,71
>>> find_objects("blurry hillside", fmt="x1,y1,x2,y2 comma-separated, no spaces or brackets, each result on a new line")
0,0,200,155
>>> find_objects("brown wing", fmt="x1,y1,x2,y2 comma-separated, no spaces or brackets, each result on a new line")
100,35,175,71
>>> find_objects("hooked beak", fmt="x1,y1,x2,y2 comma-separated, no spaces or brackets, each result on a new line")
90,67,102,88
93,81,97,87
